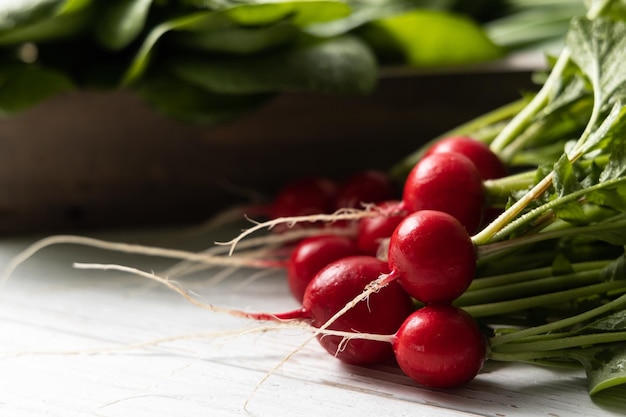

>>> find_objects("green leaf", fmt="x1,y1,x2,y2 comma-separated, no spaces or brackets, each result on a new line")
553,153,582,197
94,0,154,50
121,11,217,86
599,117,626,181
0,0,92,44
568,342,626,395
566,17,626,110
602,253,626,282
0,65,75,115
224,0,351,27
580,311,626,333
359,9,503,67
306,0,451,38
586,187,626,211
170,35,377,95
173,20,298,54
137,72,271,124
122,0,351,85
580,223,626,245
0,0,62,32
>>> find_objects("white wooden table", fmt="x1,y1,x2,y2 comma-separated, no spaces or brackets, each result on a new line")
1,227,625,417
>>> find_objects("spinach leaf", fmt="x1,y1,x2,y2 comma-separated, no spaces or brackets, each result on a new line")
121,0,351,85
358,9,503,66
0,64,75,115
306,0,450,38
0,0,62,32
0,0,92,45
137,72,270,124
94,0,154,50
169,35,376,95
173,20,298,54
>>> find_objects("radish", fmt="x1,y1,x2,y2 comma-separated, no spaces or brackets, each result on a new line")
270,176,338,232
424,136,507,180
334,170,397,210
286,234,362,302
401,152,485,233
299,255,414,365
356,200,407,256
387,210,476,304
392,304,486,388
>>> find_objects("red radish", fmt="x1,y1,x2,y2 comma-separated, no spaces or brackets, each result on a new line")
356,200,407,256
286,235,362,302
424,136,507,180
401,152,484,233
276,256,414,365
387,210,476,304
334,170,396,209
392,304,486,388
270,177,338,232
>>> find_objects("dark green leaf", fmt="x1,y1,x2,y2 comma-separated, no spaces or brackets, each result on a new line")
553,153,581,197
580,311,626,333
122,12,217,86
568,342,626,395
170,35,377,95
599,118,626,181
0,65,75,115
94,0,154,50
580,223,626,245
601,252,626,282
0,1,92,44
0,0,62,32
173,20,298,54
137,72,271,124
122,0,351,85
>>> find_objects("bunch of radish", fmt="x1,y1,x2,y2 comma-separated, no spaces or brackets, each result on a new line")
209,135,509,388
7,9,626,396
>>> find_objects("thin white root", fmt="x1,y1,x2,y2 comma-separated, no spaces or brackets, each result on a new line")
244,272,393,407
0,322,322,358
72,263,288,322
218,208,377,255
71,263,393,347
161,225,354,277
67,261,394,411
0,235,284,289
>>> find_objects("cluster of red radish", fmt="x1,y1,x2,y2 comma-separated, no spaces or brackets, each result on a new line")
247,136,508,389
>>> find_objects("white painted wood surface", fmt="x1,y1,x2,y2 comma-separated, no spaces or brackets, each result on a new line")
1,227,625,417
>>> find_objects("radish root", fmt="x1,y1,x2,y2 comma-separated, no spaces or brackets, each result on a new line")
217,207,376,255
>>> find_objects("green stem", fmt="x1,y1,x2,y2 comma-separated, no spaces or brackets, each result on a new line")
492,331,626,354
489,48,572,156
483,170,536,206
456,268,607,307
488,0,610,157
472,171,555,245
489,287,626,347
471,260,610,291
463,280,626,319
480,177,626,246
488,349,577,363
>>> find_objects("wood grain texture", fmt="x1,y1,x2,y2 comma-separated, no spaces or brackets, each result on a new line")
1,227,625,417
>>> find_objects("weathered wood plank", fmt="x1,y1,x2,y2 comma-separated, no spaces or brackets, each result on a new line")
1,229,625,417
